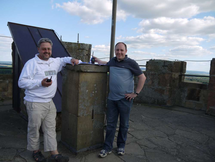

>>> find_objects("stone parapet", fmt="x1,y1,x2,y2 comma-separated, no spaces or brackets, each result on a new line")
0,74,13,102
135,60,186,106
207,58,215,115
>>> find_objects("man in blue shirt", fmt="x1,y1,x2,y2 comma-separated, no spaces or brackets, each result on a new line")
94,42,146,158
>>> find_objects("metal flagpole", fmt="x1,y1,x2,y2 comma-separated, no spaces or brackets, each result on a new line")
110,0,117,59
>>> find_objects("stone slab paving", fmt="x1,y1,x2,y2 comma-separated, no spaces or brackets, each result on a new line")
0,101,215,162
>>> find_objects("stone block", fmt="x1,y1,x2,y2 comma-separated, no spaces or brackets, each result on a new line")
62,66,108,116
206,106,215,116
61,112,77,150
194,102,204,110
207,74,215,112
155,88,166,95
209,58,215,75
62,42,91,62
172,61,186,73
146,60,172,73
184,100,195,108
61,110,104,152
62,70,79,115
61,64,108,153
158,73,171,87
171,73,181,87
7,80,13,99
186,88,201,101
145,72,158,87
0,80,8,92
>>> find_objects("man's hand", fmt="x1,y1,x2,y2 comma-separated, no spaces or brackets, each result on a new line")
41,78,52,87
92,56,107,65
125,93,137,101
71,58,79,66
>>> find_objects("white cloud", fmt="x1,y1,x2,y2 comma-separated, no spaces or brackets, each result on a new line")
186,62,210,72
56,0,109,24
120,34,204,49
55,0,129,24
92,44,110,52
55,0,215,25
210,46,215,50
119,0,215,19
167,45,212,58
50,0,54,9
138,16,215,36
92,44,110,60
56,1,109,24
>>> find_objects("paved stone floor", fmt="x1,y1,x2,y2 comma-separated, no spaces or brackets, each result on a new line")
0,100,215,162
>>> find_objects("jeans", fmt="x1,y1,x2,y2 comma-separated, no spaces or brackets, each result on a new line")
103,98,133,151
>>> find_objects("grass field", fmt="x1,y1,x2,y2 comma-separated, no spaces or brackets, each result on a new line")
184,76,209,84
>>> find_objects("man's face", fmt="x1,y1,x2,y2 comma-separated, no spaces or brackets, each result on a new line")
115,43,127,61
38,42,52,60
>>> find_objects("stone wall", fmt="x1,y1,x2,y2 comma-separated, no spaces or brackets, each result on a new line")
176,82,208,110
135,59,209,111
0,74,13,101
207,58,215,115
135,60,186,106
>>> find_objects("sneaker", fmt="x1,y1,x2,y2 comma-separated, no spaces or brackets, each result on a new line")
48,154,69,162
117,148,125,156
99,149,112,158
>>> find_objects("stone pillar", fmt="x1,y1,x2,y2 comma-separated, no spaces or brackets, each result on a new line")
136,60,186,106
62,42,91,62
207,58,215,115
61,64,108,153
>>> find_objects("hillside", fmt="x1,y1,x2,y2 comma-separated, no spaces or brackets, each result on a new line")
186,70,209,75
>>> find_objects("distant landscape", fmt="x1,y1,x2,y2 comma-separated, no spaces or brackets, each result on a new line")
0,61,12,68
186,70,209,75
140,67,209,75
0,61,210,84
0,61,12,74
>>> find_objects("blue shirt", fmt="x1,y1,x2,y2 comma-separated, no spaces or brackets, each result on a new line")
107,56,142,100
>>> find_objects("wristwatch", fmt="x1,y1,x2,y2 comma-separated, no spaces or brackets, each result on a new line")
135,92,139,96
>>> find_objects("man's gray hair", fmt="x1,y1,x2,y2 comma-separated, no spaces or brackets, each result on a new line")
37,38,53,47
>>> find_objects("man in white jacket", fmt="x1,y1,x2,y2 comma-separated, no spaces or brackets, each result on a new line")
18,38,79,162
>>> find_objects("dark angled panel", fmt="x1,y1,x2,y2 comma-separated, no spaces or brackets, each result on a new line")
28,27,42,45
57,73,63,94
53,90,62,112
8,22,71,112
8,23,38,63
12,42,21,112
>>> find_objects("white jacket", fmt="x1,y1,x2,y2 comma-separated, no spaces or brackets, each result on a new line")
18,54,72,102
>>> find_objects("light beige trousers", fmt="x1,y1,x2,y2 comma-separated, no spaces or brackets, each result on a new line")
25,100,57,152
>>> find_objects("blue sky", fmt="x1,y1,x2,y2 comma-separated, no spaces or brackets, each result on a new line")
0,0,215,72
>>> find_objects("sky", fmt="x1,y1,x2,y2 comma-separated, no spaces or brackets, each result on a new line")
0,0,215,73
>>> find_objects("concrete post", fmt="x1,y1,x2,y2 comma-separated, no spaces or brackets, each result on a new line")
207,58,215,115
61,64,108,153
